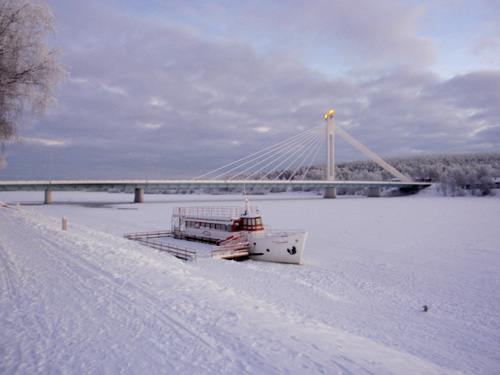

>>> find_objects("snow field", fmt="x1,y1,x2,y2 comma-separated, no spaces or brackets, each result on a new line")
1,189,499,374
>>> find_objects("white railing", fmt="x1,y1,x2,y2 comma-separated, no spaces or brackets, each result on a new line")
173,206,258,219
124,230,172,240
218,233,248,246
264,229,307,237
124,230,249,261
211,243,250,259
135,238,198,261
124,231,197,260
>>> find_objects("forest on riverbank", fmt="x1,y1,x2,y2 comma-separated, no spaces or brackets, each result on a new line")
232,153,500,196
128,153,500,197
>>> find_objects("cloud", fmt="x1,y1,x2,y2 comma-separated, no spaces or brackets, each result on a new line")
2,0,500,180
22,137,68,147
140,123,162,130
255,127,271,133
426,71,500,109
178,0,437,72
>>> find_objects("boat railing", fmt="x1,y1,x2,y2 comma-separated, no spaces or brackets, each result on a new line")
265,229,307,237
258,223,306,236
218,233,248,246
211,242,250,259
172,206,258,219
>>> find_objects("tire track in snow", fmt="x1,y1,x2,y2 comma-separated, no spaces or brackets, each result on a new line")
33,233,226,373
0,212,25,374
1,207,464,375
0,208,241,374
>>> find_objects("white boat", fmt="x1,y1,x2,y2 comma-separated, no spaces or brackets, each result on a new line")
171,199,307,264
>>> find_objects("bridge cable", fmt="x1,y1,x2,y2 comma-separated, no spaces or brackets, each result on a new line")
225,127,321,180
242,124,325,180
194,123,325,180
193,124,322,180
284,125,326,180
263,125,326,180
298,131,325,181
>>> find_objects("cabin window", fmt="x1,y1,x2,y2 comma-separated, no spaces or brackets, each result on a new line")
239,216,264,231
255,217,263,230
187,221,200,228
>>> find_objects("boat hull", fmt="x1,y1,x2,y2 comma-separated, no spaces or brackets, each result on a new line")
247,231,307,264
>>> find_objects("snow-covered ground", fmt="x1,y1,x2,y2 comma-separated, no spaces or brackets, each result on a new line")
1,188,499,374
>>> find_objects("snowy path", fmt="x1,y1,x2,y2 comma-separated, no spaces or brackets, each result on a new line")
0,205,463,374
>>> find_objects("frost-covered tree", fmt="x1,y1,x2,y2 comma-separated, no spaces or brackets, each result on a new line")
0,0,66,148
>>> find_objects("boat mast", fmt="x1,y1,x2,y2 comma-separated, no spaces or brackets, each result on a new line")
244,198,252,216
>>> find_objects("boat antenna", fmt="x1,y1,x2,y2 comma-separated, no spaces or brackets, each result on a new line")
244,197,252,215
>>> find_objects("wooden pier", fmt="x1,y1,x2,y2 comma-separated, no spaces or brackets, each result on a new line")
124,230,249,261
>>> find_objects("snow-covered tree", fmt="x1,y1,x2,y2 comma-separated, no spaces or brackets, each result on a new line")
0,0,66,149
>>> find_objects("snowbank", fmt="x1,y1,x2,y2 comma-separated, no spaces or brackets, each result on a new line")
1,191,499,374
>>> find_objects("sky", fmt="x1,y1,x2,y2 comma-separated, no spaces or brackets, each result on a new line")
2,0,500,180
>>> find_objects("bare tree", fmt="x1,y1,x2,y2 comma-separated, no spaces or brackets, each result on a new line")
0,0,66,149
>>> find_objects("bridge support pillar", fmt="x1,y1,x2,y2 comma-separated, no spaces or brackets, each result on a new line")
44,189,52,204
367,187,381,197
324,187,337,199
134,188,144,203
324,110,337,199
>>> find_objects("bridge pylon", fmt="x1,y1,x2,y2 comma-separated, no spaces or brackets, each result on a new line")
324,110,337,198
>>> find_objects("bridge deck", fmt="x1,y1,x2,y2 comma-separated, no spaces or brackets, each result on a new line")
0,179,431,191
0,179,431,203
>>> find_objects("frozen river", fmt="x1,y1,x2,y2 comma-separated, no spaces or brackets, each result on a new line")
1,189,499,374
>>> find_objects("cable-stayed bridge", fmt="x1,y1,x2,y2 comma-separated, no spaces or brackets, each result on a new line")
0,110,430,203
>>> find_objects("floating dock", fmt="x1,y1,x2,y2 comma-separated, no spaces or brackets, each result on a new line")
124,230,249,261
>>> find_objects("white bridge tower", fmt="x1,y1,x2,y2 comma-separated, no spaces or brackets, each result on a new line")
322,108,412,198
324,110,337,198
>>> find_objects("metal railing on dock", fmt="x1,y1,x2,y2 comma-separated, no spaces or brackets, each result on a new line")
124,231,197,260
124,230,249,261
124,230,173,240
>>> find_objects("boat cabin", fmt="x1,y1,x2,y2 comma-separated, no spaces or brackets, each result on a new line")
172,205,263,244
239,216,264,231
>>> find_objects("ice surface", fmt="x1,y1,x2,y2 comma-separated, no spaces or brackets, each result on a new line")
1,189,499,374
